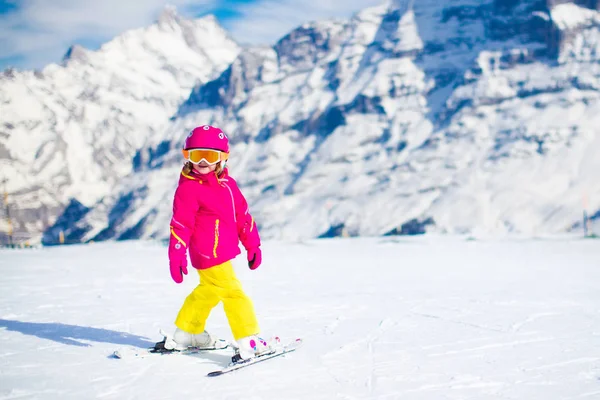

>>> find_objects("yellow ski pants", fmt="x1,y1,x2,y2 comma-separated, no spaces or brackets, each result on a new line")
175,261,259,340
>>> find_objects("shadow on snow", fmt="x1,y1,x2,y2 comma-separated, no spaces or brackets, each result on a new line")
0,319,155,348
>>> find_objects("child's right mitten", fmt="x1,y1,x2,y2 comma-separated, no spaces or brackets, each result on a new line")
168,240,188,284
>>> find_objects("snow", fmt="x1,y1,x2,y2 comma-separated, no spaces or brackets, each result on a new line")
1,237,599,399
551,3,599,31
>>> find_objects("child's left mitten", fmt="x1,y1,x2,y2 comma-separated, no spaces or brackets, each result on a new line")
247,247,262,270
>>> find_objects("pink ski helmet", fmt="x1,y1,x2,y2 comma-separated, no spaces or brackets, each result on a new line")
183,125,230,153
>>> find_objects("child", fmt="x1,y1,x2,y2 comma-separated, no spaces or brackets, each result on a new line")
165,124,270,361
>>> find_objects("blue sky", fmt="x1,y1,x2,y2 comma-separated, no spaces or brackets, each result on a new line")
0,0,382,71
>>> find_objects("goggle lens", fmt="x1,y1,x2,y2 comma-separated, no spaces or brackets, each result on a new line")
182,149,225,165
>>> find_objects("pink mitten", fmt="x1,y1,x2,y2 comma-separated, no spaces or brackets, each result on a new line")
247,247,262,270
169,241,188,283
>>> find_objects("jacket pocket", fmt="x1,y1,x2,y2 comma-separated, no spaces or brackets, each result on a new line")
212,219,220,258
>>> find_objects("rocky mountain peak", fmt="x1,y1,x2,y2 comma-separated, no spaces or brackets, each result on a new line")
157,4,180,29
62,44,90,66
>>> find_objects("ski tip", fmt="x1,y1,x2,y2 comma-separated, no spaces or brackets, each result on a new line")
158,328,170,339
207,370,223,377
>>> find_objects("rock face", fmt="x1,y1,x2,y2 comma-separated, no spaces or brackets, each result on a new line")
3,1,600,244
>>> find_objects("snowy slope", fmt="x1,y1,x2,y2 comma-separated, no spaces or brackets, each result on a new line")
1,236,599,399
0,6,240,243
54,0,600,245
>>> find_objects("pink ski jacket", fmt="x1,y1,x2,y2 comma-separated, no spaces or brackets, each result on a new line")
168,167,260,270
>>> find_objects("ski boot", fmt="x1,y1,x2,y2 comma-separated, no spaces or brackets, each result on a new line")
231,335,280,363
161,328,219,351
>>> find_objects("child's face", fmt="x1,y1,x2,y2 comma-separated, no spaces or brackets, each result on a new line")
193,161,218,175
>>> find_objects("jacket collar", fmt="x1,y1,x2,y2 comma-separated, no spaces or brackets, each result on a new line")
180,166,229,185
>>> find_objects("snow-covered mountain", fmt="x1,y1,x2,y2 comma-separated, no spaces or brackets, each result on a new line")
0,7,240,244
4,0,600,244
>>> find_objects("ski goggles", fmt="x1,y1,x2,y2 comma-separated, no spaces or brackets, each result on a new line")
182,148,228,165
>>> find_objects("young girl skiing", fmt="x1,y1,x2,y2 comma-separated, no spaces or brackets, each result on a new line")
164,125,270,361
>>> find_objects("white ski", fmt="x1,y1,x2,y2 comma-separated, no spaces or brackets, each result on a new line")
207,338,303,377
113,329,230,359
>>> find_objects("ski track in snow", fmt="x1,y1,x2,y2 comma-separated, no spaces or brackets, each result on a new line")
0,236,599,399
